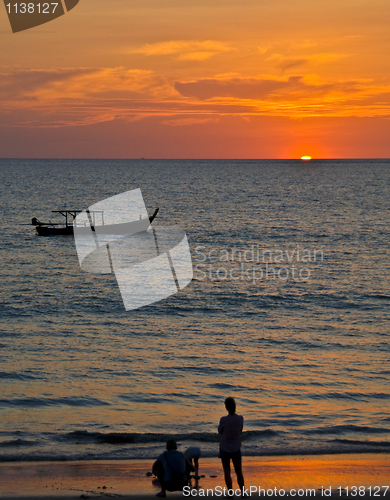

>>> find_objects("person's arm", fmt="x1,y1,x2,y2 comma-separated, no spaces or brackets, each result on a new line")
218,417,224,435
152,458,161,476
185,456,195,472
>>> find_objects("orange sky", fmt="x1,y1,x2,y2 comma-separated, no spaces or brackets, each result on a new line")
1,0,390,158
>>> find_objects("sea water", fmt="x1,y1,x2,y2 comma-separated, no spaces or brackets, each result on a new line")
0,159,389,461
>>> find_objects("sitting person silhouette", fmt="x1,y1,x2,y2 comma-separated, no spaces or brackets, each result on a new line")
152,439,194,497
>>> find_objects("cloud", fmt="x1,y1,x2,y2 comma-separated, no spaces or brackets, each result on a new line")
0,68,95,99
34,68,168,99
173,74,390,117
257,44,271,54
267,52,352,71
309,53,352,63
1,67,390,129
278,58,308,71
177,52,220,61
0,67,172,102
129,40,231,60
174,75,322,100
0,67,175,128
162,117,220,126
173,74,377,102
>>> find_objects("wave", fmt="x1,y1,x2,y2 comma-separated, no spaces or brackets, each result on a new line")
1,439,389,463
364,294,390,300
308,391,390,402
0,426,389,463
306,425,390,435
334,438,390,447
59,429,279,445
0,438,37,447
0,396,111,408
0,371,39,381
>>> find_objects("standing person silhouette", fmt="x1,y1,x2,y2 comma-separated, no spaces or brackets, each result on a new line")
218,397,245,492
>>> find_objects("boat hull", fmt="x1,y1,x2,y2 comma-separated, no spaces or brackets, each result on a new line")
36,225,73,236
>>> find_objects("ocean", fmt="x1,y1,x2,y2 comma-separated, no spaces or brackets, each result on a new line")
0,158,389,462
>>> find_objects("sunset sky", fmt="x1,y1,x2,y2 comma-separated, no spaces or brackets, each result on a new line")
1,0,390,158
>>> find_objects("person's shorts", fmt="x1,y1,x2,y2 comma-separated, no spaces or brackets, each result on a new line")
218,449,241,460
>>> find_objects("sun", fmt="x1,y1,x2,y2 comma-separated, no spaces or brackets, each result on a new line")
300,156,312,160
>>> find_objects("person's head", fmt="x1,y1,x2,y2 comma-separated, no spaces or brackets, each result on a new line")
225,397,236,415
166,439,177,451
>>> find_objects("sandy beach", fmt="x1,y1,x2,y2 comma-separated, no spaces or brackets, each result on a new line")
1,454,389,499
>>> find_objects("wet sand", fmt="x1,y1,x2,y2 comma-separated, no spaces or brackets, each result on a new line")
1,454,389,499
